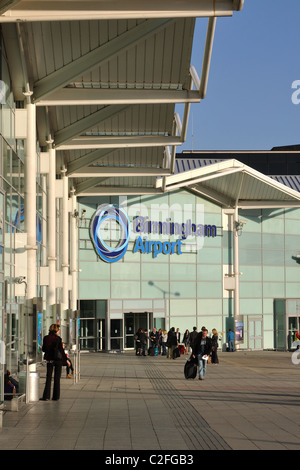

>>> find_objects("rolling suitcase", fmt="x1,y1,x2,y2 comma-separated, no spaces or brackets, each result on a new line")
173,347,180,359
184,358,197,379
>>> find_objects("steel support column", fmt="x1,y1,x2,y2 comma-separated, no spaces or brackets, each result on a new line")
24,101,37,300
46,144,56,329
61,167,69,319
70,189,78,313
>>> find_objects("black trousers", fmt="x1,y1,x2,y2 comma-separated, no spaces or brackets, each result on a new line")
42,361,62,400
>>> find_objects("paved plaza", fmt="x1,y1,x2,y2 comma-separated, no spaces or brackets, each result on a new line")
1,350,300,451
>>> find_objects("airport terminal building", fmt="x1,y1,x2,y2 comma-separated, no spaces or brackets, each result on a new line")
0,0,300,405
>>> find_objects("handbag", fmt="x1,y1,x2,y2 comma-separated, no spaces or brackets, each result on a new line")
53,341,63,361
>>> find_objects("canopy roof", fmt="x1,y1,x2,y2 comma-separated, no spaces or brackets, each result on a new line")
1,1,244,197
156,159,300,209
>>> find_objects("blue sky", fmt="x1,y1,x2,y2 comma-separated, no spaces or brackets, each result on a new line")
179,0,300,152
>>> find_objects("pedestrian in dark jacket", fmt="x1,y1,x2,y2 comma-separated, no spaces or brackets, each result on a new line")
41,324,69,401
167,327,177,359
211,329,219,364
192,329,212,380
189,327,198,351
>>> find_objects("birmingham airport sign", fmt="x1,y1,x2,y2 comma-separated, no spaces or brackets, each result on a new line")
90,202,217,263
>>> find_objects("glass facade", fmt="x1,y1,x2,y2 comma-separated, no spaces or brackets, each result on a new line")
0,38,45,404
78,196,300,352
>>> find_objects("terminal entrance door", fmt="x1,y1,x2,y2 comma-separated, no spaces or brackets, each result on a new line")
124,312,153,349
248,318,263,350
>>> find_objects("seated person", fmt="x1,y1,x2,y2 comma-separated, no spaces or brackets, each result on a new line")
4,370,19,400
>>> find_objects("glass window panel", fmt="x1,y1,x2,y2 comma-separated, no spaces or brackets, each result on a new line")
262,234,284,250
11,194,19,227
255,321,262,337
3,142,11,183
0,192,4,244
262,250,284,266
11,151,19,192
20,160,24,197
239,233,261,249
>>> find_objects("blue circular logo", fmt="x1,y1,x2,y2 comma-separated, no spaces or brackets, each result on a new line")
90,204,131,263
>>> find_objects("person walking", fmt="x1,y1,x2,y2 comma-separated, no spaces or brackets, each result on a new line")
41,324,69,401
140,329,148,356
211,329,219,364
135,328,143,356
161,330,168,356
167,327,177,359
182,329,191,355
192,328,212,380
189,326,198,352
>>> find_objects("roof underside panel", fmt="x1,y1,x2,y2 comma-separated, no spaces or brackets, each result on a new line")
22,18,194,90
1,4,246,197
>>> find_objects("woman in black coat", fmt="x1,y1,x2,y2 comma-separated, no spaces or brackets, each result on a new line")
41,324,69,401
211,329,219,364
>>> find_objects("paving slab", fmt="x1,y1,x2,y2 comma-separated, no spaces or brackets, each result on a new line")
0,350,300,453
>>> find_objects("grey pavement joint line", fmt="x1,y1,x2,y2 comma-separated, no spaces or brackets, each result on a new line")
144,364,231,450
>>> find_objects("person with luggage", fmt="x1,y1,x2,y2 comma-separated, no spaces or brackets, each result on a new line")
192,328,212,380
149,327,159,355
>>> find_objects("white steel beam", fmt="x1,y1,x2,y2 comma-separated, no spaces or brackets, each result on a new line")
71,167,171,178
189,185,234,207
76,186,164,196
238,201,300,209
0,1,244,22
54,105,129,147
35,88,201,107
33,18,173,102
67,149,115,176
57,136,182,150
199,16,216,99
160,167,243,191
75,178,110,195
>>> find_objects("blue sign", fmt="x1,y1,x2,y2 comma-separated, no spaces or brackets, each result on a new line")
90,204,131,263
